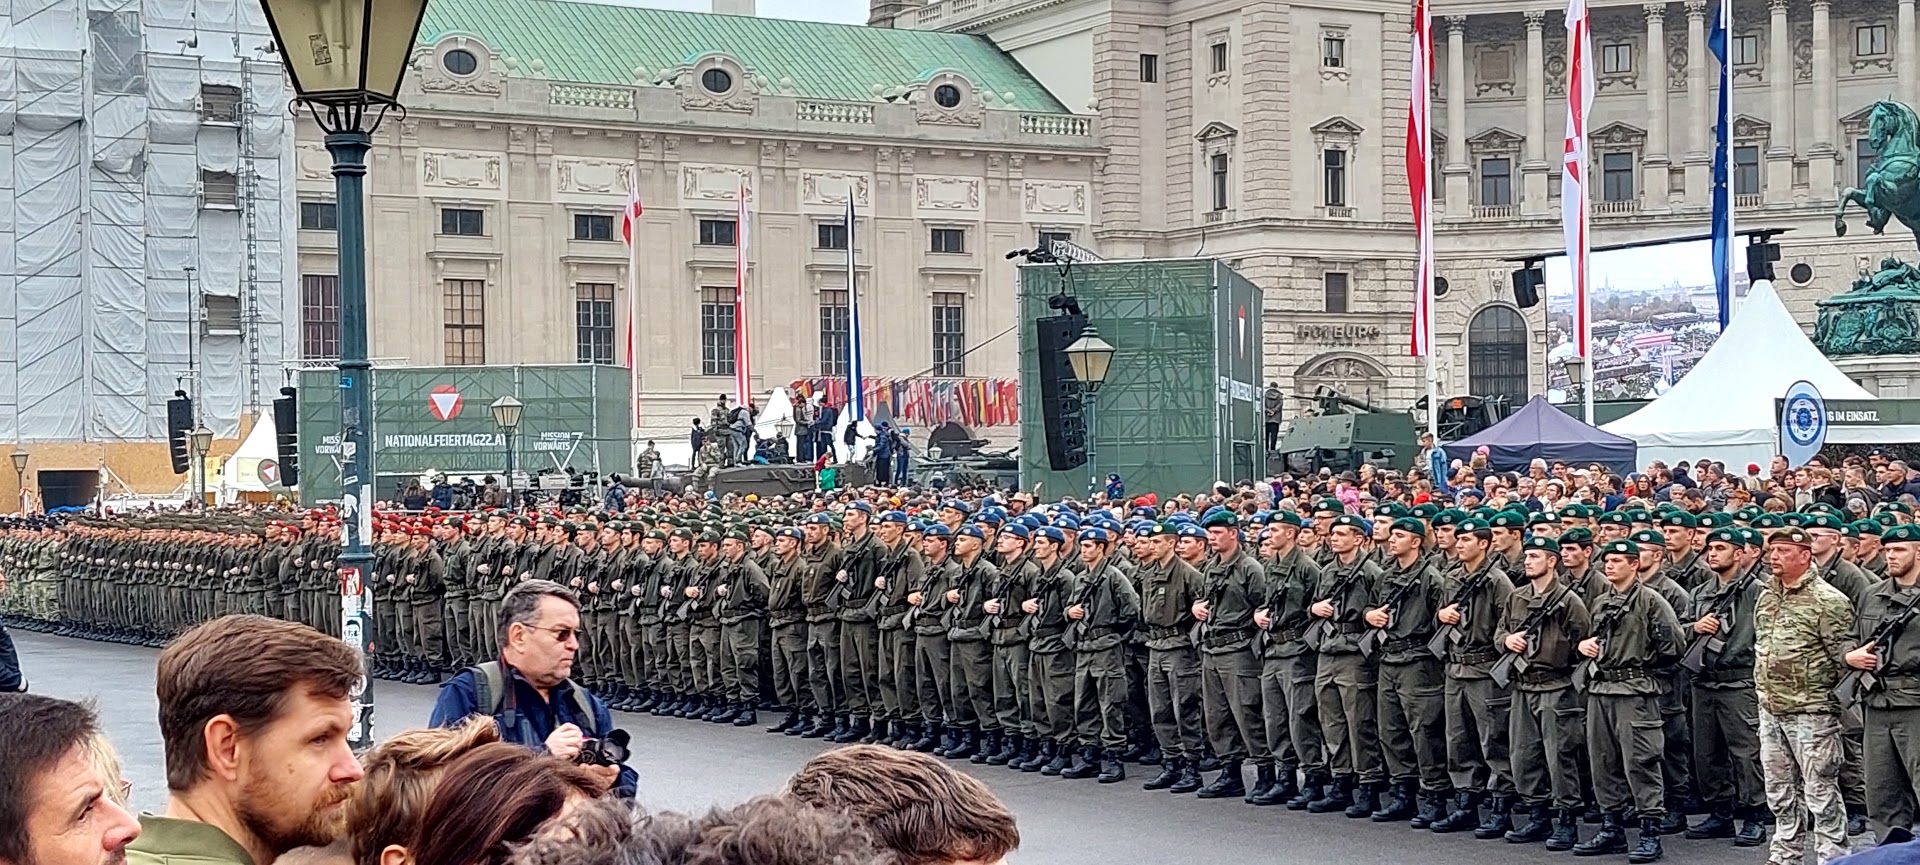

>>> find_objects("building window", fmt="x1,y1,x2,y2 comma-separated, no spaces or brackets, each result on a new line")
1323,149,1347,207
1139,53,1158,82
701,67,733,94
930,227,967,254
700,287,737,377
1323,272,1350,313
819,289,850,377
1468,305,1529,409
932,292,966,375
575,283,615,365
442,48,478,76
201,295,241,335
1479,157,1512,206
1857,24,1889,56
1601,43,1633,74
932,84,963,109
1038,230,1073,250
1210,41,1229,74
1323,33,1346,68
1732,34,1760,65
300,274,339,359
1859,137,1880,187
573,213,614,241
1210,153,1230,211
817,222,849,250
199,83,243,123
697,218,737,246
440,207,484,236
298,201,336,231
443,279,486,364
1733,145,1761,195
200,170,238,207
1601,152,1635,202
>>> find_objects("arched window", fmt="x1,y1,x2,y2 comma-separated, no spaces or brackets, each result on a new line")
1468,305,1529,409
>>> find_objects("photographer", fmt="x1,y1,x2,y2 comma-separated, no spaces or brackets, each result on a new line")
431,580,637,797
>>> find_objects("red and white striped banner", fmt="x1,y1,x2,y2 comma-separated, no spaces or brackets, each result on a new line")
1563,0,1595,358
1407,0,1434,357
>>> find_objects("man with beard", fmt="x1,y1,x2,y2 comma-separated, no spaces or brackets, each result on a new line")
133,616,365,865
1682,526,1767,847
0,694,142,865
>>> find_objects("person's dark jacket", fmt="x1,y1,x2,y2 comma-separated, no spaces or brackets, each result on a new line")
430,664,637,797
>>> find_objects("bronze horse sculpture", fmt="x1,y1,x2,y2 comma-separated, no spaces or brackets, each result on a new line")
1836,99,1920,252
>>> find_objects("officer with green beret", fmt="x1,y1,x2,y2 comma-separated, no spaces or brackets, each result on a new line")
1192,507,1273,801
1845,523,1920,836
1853,520,1887,579
1497,534,1591,850
657,527,699,716
1304,513,1387,815
1487,511,1529,587
1681,525,1767,845
764,526,814,733
1658,511,1713,593
1597,511,1633,546
1576,537,1681,861
1364,516,1449,824
1253,510,1328,807
1429,516,1518,835
712,529,770,725
1556,528,1608,607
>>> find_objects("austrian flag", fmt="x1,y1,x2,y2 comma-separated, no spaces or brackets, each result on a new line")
619,185,644,245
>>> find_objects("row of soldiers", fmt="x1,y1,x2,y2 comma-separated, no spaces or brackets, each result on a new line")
8,496,1920,865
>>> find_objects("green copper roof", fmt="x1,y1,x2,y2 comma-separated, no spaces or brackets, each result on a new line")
419,0,1069,112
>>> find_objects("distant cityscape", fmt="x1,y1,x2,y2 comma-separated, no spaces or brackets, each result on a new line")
1545,239,1750,402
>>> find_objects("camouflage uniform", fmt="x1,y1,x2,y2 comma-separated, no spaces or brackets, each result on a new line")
1754,571,1855,865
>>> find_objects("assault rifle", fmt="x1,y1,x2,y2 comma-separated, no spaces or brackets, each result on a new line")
1304,565,1367,645
1678,567,1762,674
1359,574,1424,658
1489,582,1574,688
1427,562,1497,659
1572,581,1641,691
1835,584,1920,707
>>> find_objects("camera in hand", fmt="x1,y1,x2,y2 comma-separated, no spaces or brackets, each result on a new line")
576,729,631,766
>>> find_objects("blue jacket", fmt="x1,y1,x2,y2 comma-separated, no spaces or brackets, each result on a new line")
430,665,637,797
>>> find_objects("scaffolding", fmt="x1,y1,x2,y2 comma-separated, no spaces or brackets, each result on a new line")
0,0,295,444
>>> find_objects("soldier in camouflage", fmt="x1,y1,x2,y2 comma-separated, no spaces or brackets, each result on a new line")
1756,526,1856,865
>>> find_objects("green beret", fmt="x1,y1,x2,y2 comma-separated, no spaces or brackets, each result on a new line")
1658,512,1697,529
1329,514,1371,533
1558,527,1595,546
1527,511,1559,526
1881,502,1914,515
1750,514,1785,529
1704,526,1744,548
1879,512,1902,527
1376,502,1410,519
645,530,667,542
1805,502,1844,517
1738,527,1766,546
1523,535,1561,554
1623,508,1651,523
1410,503,1440,519
1268,510,1305,528
1488,511,1527,530
1599,511,1632,527
723,529,749,543
1883,524,1920,544
1697,513,1733,529
1843,521,1863,539
1199,509,1240,530
1600,539,1641,558
1803,513,1844,531
1471,507,1498,521
1430,509,1463,528
1455,518,1491,534
1734,507,1763,522
669,527,694,541
1315,498,1346,516
697,530,721,545
1628,528,1666,547
1389,517,1426,537
1782,512,1810,527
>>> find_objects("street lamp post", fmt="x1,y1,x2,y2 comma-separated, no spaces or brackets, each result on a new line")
259,0,434,749
189,427,213,509
1063,325,1116,500
10,449,28,514
1560,356,1585,407
490,396,523,509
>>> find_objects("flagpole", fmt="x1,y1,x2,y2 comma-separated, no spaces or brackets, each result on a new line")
736,181,751,407
1408,0,1439,440
628,189,641,433
846,199,864,425
1710,0,1736,329
1564,0,1596,426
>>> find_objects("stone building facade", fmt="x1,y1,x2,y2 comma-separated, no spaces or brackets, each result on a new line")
899,0,1919,412
294,0,1100,445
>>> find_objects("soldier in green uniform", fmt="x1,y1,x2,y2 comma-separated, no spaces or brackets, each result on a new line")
1193,509,1269,801
1255,512,1327,807
1430,516,1517,835
945,523,999,760
1017,525,1077,774
800,513,845,737
657,527,697,715
1138,522,1206,794
983,523,1039,766
1755,526,1855,865
835,502,884,743
1308,514,1385,815
715,529,769,725
407,525,449,681
1062,526,1140,783
685,531,725,718
1574,538,1681,862
438,516,474,666
1847,524,1920,836
1659,512,1712,592
1682,525,1767,846
909,523,960,752
876,513,924,747
1632,527,1698,833
1366,517,1449,825
765,526,812,732
1497,535,1590,850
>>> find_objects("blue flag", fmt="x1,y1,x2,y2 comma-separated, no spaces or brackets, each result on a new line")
1709,1,1734,330
845,199,865,422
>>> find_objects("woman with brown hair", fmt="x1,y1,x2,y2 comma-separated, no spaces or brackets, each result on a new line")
345,717,500,865
405,742,606,865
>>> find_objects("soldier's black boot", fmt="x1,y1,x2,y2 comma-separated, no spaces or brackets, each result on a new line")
1287,772,1326,810
1627,816,1664,863
970,730,998,764
1258,767,1300,807
1143,757,1183,791
766,711,797,733
1194,760,1245,799
803,712,836,738
1344,782,1378,819
1170,758,1205,794
986,734,1018,765
1847,806,1870,837
1307,775,1354,813
860,716,886,744
1505,803,1554,843
1733,807,1767,847
885,719,912,748
1684,801,1735,839
909,723,939,752
1245,763,1278,805
1062,745,1100,780
1430,791,1481,833
1371,781,1416,822
783,709,813,734
1411,790,1448,829
1475,794,1516,839
827,715,851,740
731,705,757,726
948,728,980,761
1016,739,1051,772
1545,809,1582,851
1571,812,1627,856
1138,744,1162,766
1656,800,1689,835
849,716,876,743
1040,741,1071,776
1097,750,1126,784
1119,735,1152,763
712,702,742,724
1196,753,1224,773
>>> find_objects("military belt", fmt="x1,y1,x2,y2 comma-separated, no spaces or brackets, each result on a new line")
1452,648,1499,665
1145,624,1187,640
1591,665,1651,683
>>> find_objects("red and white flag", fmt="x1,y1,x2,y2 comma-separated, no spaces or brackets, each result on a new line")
619,182,644,245
1407,0,1435,357
1563,0,1595,358
734,180,752,406
621,171,643,427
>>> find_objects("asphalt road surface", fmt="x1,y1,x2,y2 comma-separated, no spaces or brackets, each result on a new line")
14,629,1773,865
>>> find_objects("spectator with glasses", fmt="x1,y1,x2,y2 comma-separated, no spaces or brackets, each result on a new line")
432,580,637,797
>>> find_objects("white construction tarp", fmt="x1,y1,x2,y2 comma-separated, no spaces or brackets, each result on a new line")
1603,281,1875,467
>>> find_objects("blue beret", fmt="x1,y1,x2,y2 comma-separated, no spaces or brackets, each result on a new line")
1034,526,1066,544
775,527,803,540
1177,524,1207,539
1081,527,1111,544
957,524,986,541
923,524,953,538
804,513,833,525
878,510,909,524
1131,506,1158,519
940,499,972,516
848,501,874,515
1053,514,1082,531
1002,523,1031,539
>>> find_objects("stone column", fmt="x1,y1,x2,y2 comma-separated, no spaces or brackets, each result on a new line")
1523,11,1549,215
1684,1,1710,205
1642,3,1670,210
1444,16,1471,217
1765,0,1794,204
1810,0,1836,198
1904,0,1919,97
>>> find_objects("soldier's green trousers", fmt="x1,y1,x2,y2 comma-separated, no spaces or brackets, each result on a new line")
720,619,762,703
691,624,722,695
1148,645,1206,760
770,622,808,708
412,600,447,665
1587,691,1666,816
1444,673,1513,794
1027,648,1075,741
1073,644,1129,750
950,636,994,730
1261,653,1323,773
621,613,645,688
1511,684,1585,809
914,632,952,724
1316,651,1385,783
1201,647,1268,764
1863,704,1920,835
807,620,844,714
993,641,1033,738
840,620,880,717
664,623,693,691
1692,684,1764,813
1378,656,1449,791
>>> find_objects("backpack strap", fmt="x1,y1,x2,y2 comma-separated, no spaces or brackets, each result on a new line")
470,661,510,725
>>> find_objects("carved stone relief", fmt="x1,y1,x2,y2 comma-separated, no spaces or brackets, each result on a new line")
800,170,873,208
421,149,503,190
1022,180,1089,221
555,158,634,196
681,164,754,203
913,175,982,214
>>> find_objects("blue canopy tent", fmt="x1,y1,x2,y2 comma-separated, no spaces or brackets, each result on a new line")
1441,395,1638,474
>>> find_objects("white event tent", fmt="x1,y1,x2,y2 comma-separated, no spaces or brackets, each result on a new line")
1601,281,1885,468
